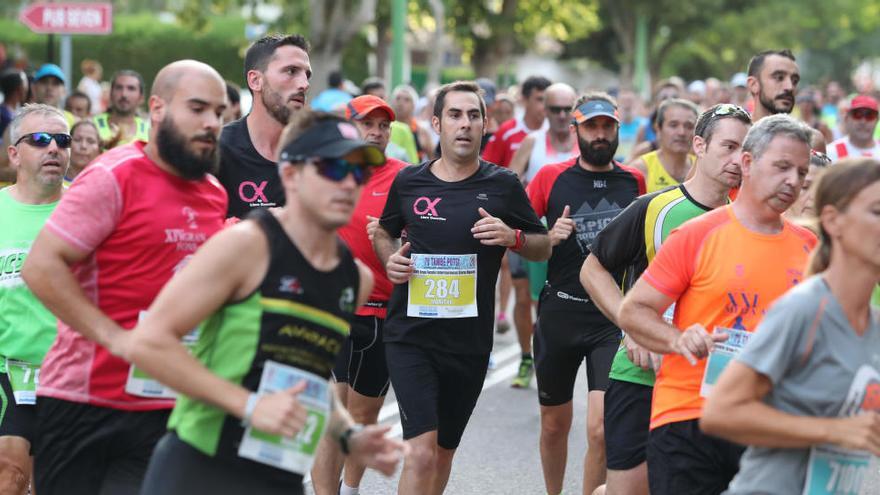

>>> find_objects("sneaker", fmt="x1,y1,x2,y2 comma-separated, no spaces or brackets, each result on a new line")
510,357,534,388
496,313,511,334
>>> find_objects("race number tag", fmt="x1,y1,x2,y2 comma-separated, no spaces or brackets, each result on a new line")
5,359,39,405
238,360,331,474
125,311,200,399
700,327,751,398
407,254,478,318
803,365,879,494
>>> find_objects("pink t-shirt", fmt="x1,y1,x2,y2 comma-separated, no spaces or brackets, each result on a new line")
38,141,227,411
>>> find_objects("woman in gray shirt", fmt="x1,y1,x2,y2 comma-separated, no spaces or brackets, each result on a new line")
701,157,880,495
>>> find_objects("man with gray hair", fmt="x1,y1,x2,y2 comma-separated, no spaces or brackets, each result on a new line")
617,114,818,495
0,103,69,495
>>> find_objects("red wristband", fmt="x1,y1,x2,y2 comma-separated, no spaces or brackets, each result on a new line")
512,229,525,251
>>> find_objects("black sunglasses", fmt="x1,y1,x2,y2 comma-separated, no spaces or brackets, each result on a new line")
308,157,374,185
14,132,72,149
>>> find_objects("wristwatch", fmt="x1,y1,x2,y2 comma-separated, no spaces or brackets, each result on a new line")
338,423,365,454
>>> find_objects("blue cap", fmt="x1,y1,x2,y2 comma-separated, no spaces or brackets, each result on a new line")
34,64,65,84
572,99,619,124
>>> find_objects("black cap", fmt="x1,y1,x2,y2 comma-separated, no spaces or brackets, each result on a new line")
279,119,385,166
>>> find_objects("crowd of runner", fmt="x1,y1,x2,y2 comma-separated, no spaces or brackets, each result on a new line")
0,32,879,495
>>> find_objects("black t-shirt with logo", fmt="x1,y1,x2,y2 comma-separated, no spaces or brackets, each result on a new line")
379,159,547,355
526,157,645,313
218,117,284,219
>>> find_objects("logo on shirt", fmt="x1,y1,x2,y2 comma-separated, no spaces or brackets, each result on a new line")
339,287,355,312
181,206,198,229
0,249,26,288
238,180,270,204
571,198,622,254
725,292,762,318
593,180,607,189
372,191,388,197
279,276,304,295
164,229,207,252
413,197,446,221
476,193,489,201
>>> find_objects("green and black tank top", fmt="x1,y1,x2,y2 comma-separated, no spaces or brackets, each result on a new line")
168,208,359,478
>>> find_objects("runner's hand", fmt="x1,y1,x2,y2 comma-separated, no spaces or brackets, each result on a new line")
625,336,660,372
366,216,379,242
828,412,880,456
671,324,728,365
249,381,308,438
386,242,414,284
347,424,410,476
471,207,515,247
549,205,575,247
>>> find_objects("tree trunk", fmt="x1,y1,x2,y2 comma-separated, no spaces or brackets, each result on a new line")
308,0,377,94
426,0,445,88
375,7,390,81
469,0,517,80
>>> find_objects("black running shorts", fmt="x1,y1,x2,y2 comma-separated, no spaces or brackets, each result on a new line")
332,315,390,397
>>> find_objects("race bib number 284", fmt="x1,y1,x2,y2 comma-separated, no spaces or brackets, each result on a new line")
407,254,478,318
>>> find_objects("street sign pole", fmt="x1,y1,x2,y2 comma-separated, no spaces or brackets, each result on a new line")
60,35,72,92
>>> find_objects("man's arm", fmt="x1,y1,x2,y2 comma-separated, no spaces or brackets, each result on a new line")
372,225,412,285
471,207,550,261
508,135,535,180
21,229,127,355
618,278,726,364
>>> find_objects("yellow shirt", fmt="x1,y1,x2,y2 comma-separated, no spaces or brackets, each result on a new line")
642,150,694,193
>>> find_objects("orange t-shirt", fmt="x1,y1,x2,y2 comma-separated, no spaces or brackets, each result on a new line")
642,205,817,430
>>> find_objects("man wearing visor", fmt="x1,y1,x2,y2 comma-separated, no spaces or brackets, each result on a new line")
526,93,645,495
127,111,406,494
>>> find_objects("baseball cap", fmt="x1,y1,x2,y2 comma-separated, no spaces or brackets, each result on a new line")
279,118,385,166
34,64,65,84
476,78,497,106
572,99,619,124
730,72,748,88
850,95,878,112
345,95,395,121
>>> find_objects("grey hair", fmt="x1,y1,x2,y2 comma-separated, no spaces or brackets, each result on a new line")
391,84,419,104
742,114,812,161
8,104,68,146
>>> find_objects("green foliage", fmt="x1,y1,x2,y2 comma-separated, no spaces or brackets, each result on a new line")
1,15,250,89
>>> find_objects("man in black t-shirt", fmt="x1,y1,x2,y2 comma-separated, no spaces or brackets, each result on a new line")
373,81,550,494
218,34,312,219
525,93,645,495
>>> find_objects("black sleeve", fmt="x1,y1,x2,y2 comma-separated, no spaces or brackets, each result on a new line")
589,195,648,272
503,172,547,234
379,171,406,238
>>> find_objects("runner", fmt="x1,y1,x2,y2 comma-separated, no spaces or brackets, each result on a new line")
581,103,752,495
126,110,405,495
373,80,550,494
506,82,578,388
0,104,69,495
482,75,551,384
526,93,645,495
310,95,408,495
92,70,150,147
629,98,698,193
64,119,103,187
826,95,880,162
219,34,312,219
784,150,831,220
20,60,229,495
702,158,880,495
617,114,817,494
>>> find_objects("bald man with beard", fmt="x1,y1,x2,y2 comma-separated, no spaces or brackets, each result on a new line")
21,60,229,495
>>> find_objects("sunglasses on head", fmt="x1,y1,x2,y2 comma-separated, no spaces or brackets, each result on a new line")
712,103,748,118
547,105,572,115
850,109,878,121
308,157,373,185
810,149,832,167
14,132,72,149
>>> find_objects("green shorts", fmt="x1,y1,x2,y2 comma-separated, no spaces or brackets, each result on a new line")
526,260,547,300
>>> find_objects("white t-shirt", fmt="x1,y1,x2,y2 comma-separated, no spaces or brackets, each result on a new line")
827,136,880,163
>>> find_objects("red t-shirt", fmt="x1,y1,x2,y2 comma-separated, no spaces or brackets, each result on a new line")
481,117,547,167
38,142,228,411
337,158,407,318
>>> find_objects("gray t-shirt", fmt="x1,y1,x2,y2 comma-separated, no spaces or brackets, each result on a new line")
726,276,880,495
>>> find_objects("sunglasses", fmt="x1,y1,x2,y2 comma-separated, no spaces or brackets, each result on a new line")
810,149,832,167
547,105,572,115
308,157,373,185
14,132,72,149
712,103,748,118
850,109,879,121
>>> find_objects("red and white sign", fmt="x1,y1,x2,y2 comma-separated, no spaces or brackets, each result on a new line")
19,3,113,35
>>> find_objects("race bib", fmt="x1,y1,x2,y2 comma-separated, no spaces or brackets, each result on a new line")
238,360,331,474
407,254,478,318
700,327,751,398
125,311,200,399
5,359,39,405
803,365,880,494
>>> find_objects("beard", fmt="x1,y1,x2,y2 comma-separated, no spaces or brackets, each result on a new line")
156,115,219,180
758,85,794,115
578,135,618,166
261,80,292,125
